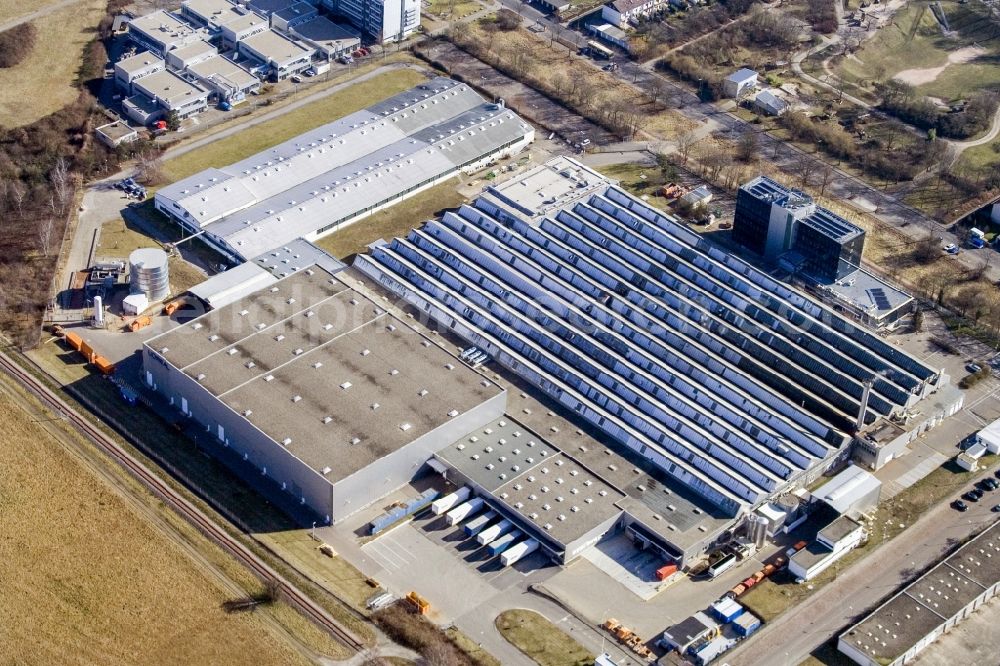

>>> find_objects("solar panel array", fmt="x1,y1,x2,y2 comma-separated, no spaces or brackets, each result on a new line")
355,163,939,514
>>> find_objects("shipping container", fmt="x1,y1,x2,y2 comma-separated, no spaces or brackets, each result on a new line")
708,552,738,578
487,529,521,556
93,356,116,375
431,487,471,515
709,597,744,623
64,331,84,352
655,563,678,581
463,511,498,537
500,538,539,567
476,519,513,545
728,583,746,598
369,489,439,535
445,498,484,526
732,611,761,637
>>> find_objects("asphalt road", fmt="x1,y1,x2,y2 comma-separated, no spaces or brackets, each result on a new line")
727,470,1000,666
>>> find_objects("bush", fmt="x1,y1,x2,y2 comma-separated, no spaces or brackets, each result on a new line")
373,603,479,666
0,23,37,68
806,0,837,34
959,366,992,389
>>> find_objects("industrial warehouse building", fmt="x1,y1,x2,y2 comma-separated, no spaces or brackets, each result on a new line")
154,77,534,263
355,157,949,556
839,520,1000,665
144,266,506,523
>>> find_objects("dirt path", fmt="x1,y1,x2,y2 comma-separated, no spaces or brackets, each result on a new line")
0,0,81,31
893,45,987,86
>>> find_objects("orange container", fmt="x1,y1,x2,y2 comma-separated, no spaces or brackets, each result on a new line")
655,564,678,581
93,356,116,375
64,331,84,352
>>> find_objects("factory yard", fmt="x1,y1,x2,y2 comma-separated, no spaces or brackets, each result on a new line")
0,371,325,666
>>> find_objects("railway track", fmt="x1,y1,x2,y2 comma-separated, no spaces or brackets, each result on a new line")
0,348,366,655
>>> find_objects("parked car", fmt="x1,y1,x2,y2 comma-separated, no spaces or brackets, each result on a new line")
954,499,969,512
967,362,983,373
944,243,959,254
963,490,982,502
993,504,1000,512
977,478,997,492
290,75,302,83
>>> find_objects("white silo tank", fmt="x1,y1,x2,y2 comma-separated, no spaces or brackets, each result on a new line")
129,248,170,301
93,295,105,327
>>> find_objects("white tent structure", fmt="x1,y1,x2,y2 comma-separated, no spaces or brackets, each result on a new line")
978,418,1000,454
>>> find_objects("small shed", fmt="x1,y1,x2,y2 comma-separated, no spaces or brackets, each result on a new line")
123,292,149,315
679,185,713,208
978,418,1000,454
660,612,718,653
754,90,788,116
95,121,140,148
732,612,761,637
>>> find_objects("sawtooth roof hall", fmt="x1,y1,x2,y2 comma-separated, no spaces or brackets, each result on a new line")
355,157,948,517
154,77,534,262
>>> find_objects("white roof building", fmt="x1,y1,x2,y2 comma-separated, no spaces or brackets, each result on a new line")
812,464,881,517
155,77,535,262
129,11,205,56
978,417,1000,454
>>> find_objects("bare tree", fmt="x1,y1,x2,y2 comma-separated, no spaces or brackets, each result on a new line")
417,641,462,666
8,179,25,219
735,131,759,164
37,217,56,257
817,163,835,198
676,128,697,164
792,155,817,189
50,157,72,215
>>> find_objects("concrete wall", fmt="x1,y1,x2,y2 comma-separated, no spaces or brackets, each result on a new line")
328,390,506,521
144,346,335,521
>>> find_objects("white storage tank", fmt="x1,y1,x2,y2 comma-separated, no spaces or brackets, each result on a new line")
92,295,105,327
129,248,170,301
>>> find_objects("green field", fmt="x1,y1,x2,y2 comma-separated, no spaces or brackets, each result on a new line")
495,609,593,666
163,68,428,182
836,1,1000,101
313,180,467,259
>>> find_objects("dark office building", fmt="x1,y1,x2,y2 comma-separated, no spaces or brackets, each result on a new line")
733,176,864,282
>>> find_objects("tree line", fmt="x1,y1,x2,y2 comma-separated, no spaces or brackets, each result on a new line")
877,80,1000,140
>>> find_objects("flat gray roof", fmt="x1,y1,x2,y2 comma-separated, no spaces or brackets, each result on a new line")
819,515,862,544
437,417,625,545
131,10,198,42
135,70,208,105
188,55,259,89
840,521,1000,664
240,29,311,63
116,52,164,75
147,266,502,482
816,268,913,317
292,16,360,49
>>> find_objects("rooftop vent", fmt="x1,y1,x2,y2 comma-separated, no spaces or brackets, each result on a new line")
243,409,252,417
323,416,332,424
340,381,352,390
399,423,412,431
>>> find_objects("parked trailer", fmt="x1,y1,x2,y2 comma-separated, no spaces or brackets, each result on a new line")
708,552,738,578
445,498,484,526
463,511,498,537
431,487,471,515
500,538,539,567
487,530,522,556
476,519,513,545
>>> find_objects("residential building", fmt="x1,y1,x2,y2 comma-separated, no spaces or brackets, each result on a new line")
269,0,317,31
165,39,218,70
185,55,261,103
287,16,360,60
839,521,1000,666
723,68,758,99
237,28,313,79
114,52,165,92
601,0,666,28
122,69,209,125
322,0,419,43
128,11,205,57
